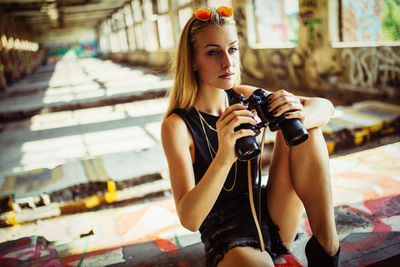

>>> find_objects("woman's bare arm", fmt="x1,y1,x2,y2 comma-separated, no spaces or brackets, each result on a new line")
161,107,256,231
234,85,334,129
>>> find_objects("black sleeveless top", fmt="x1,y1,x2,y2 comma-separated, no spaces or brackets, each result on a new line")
171,90,257,203
171,90,289,266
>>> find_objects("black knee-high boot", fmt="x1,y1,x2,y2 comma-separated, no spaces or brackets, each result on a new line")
305,235,340,267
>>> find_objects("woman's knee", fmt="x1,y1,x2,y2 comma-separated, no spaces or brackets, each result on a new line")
218,246,274,267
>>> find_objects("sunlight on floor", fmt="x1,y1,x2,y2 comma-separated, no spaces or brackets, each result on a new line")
30,98,167,131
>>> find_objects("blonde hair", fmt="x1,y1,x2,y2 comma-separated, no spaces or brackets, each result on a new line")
165,7,240,118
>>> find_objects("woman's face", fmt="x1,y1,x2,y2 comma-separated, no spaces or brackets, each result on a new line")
192,24,239,91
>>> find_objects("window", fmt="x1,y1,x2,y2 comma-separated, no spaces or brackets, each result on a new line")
123,5,136,51
207,0,232,7
178,7,193,30
135,24,145,49
114,12,129,52
158,14,174,49
142,0,159,51
250,0,299,48
342,0,400,42
99,22,111,53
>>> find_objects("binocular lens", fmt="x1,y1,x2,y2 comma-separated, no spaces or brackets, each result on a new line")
280,119,309,147
235,136,260,161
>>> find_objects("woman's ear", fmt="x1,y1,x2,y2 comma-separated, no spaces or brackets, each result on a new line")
192,63,197,71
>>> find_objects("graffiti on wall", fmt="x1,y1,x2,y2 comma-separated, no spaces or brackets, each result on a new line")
44,41,98,64
241,44,399,96
299,1,322,52
343,0,382,42
340,46,400,90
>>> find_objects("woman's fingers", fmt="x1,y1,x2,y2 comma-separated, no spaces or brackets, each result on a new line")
284,110,305,121
217,105,255,130
231,128,257,140
218,103,247,122
223,115,257,134
268,90,303,117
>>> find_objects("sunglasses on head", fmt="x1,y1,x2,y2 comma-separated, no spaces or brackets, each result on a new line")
194,6,233,21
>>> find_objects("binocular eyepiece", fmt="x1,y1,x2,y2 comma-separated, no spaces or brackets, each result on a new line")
226,89,309,161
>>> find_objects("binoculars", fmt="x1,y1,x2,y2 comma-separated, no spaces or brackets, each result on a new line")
226,89,309,161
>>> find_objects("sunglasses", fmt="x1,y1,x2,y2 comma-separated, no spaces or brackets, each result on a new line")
194,6,233,21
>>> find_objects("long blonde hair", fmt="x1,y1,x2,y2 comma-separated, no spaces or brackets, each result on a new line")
165,7,241,118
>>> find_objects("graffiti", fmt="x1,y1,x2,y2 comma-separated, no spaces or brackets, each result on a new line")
242,48,312,87
305,18,322,52
269,50,307,82
341,47,400,89
343,0,381,41
270,51,290,80
44,41,98,64
300,0,317,8
0,237,62,266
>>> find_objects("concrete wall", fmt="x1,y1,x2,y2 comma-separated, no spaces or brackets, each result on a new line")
234,0,400,104
104,0,400,105
0,12,42,92
35,28,97,45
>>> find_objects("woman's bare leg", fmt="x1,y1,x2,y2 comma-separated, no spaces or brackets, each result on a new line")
218,246,274,267
267,128,339,254
266,130,304,248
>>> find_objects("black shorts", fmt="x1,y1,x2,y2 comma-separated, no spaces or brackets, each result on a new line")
199,188,289,267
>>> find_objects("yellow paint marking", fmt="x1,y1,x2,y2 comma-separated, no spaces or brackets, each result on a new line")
105,180,118,203
107,180,117,192
105,192,118,203
354,129,370,145
84,195,100,208
6,211,19,226
368,123,383,132
326,142,336,154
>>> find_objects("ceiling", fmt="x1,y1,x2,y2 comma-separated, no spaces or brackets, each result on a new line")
0,0,129,35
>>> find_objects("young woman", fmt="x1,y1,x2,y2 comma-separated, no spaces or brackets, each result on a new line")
161,6,340,267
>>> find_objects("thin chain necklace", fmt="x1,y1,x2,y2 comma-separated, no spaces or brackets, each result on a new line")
195,107,237,192
197,111,217,132
195,93,229,132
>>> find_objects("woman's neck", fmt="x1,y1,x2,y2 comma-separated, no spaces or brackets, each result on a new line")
194,86,228,116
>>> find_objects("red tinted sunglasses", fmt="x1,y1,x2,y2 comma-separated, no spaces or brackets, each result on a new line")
194,6,233,21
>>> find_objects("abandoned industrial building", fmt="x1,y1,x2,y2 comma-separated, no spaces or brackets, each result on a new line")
0,0,399,266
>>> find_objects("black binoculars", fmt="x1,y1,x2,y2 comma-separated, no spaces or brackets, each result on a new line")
226,89,309,161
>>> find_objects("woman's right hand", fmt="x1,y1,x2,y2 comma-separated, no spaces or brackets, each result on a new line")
215,103,257,164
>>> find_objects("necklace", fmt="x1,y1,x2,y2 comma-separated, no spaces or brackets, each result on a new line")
194,93,229,133
195,107,237,191
197,111,217,132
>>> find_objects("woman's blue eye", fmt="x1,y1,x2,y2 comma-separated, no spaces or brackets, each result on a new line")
207,50,219,56
229,47,238,53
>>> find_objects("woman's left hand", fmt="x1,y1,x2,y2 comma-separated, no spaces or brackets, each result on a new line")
267,89,305,123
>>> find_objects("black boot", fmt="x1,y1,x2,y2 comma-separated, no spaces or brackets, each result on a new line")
305,235,340,267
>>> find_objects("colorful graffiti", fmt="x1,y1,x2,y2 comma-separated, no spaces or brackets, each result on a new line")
0,143,399,266
43,42,98,64
0,236,62,266
343,0,382,42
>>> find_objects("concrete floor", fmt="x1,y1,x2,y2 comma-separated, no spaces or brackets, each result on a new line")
0,142,399,266
0,58,399,266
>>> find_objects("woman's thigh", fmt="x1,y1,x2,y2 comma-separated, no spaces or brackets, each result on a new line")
217,246,274,267
266,131,304,248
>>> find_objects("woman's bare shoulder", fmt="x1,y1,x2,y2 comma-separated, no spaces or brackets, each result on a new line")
162,113,187,136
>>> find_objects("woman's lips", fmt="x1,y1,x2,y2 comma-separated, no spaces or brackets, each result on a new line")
219,73,234,79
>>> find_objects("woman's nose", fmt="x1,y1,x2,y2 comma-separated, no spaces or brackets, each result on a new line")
221,51,232,69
